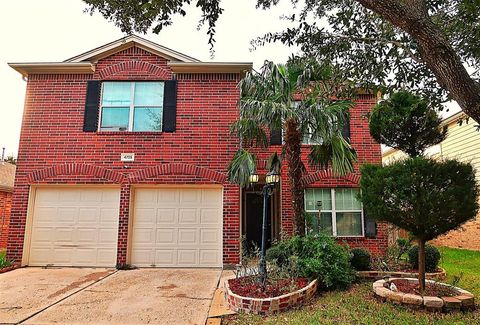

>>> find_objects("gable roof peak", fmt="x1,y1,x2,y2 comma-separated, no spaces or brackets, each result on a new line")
65,34,200,63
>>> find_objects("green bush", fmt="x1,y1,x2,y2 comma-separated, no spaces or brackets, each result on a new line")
350,248,371,271
408,244,441,272
266,234,355,289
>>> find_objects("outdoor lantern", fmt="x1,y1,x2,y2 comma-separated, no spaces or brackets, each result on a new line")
249,173,259,183
265,171,280,185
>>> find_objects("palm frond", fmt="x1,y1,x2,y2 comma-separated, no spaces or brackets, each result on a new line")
227,149,257,187
266,152,282,173
309,135,357,176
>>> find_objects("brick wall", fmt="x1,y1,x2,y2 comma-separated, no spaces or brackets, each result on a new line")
7,45,386,266
0,191,12,249
7,46,241,265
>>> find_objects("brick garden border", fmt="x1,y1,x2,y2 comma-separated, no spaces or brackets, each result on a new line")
0,265,18,274
359,268,446,281
373,278,475,312
225,279,317,314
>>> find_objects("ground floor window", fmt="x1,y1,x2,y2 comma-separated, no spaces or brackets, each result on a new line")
304,188,364,237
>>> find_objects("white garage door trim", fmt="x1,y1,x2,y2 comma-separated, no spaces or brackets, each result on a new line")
23,185,120,267
129,185,223,268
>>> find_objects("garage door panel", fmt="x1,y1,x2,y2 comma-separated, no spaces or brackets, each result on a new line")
200,229,220,244
200,209,221,224
157,208,177,224
178,209,198,224
29,187,120,267
178,228,197,244
156,228,177,244
131,187,223,267
199,250,221,265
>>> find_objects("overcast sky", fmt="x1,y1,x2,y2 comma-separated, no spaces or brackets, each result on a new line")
0,0,299,157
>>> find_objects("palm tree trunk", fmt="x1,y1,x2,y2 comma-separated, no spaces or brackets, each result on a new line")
284,118,305,236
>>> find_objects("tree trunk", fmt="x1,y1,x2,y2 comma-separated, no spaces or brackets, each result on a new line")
284,118,305,235
357,0,480,123
418,238,426,294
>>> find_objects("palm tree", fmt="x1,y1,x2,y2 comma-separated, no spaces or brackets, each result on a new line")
228,59,357,235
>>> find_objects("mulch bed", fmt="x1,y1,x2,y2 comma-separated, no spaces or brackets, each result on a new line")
391,279,459,297
228,276,309,299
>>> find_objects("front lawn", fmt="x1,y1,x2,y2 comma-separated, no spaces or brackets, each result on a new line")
226,247,480,324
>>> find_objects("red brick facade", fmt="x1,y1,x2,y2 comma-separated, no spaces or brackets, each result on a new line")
0,191,12,249
7,42,386,266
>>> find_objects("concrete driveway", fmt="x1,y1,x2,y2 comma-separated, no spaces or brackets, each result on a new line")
0,267,221,325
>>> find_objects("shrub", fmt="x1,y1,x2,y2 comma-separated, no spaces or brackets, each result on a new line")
408,244,441,272
350,248,371,271
266,234,355,289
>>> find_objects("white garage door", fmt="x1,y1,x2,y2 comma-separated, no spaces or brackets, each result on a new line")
131,187,223,267
28,187,120,267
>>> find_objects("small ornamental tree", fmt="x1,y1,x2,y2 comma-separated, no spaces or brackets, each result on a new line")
360,158,478,292
361,90,479,293
369,91,447,157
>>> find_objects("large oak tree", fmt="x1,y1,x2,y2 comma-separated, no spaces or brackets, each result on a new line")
84,0,480,121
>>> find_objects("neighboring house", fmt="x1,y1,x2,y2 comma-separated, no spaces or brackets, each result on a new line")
383,111,480,251
7,35,386,268
0,162,15,250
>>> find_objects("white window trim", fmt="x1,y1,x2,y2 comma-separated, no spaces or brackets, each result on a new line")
98,81,164,132
305,188,365,237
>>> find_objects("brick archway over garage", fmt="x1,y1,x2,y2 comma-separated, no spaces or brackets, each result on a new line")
27,163,126,184
128,163,227,183
300,169,359,186
98,61,171,80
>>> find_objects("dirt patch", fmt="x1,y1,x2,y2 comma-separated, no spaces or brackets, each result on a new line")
157,284,177,290
391,279,459,297
228,276,309,299
47,270,113,299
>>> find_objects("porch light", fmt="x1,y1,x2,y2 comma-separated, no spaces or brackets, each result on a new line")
265,171,280,185
249,173,259,184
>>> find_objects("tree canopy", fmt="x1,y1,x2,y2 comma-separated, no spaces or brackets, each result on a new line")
83,0,480,122
369,91,447,157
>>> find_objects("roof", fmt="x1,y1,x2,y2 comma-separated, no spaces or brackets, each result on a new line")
9,34,252,77
0,162,16,192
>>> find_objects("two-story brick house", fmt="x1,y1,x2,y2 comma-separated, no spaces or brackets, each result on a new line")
7,35,386,268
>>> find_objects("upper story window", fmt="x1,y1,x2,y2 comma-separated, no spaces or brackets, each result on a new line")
100,81,164,132
304,188,364,237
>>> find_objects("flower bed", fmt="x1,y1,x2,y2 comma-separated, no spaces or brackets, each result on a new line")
373,277,475,312
0,265,17,274
358,268,446,281
225,278,317,314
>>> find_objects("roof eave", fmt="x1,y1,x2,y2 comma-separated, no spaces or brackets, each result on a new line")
8,62,95,78
65,35,200,63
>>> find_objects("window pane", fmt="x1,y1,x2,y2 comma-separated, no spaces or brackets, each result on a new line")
305,188,332,211
102,82,131,106
133,107,162,131
306,212,333,236
335,188,362,210
134,82,164,106
336,212,362,236
100,107,129,130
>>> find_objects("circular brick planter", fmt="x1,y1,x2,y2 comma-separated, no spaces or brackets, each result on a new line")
359,268,446,281
225,278,317,315
373,278,475,312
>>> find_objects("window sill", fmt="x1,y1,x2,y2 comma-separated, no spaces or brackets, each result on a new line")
95,131,164,136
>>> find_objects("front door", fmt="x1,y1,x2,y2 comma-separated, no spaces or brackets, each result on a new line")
242,186,277,255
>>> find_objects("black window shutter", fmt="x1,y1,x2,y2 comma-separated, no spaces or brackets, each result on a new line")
341,116,351,142
270,129,282,145
83,81,101,132
163,80,178,132
364,209,377,238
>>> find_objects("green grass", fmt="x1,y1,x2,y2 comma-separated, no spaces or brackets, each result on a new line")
226,247,480,324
